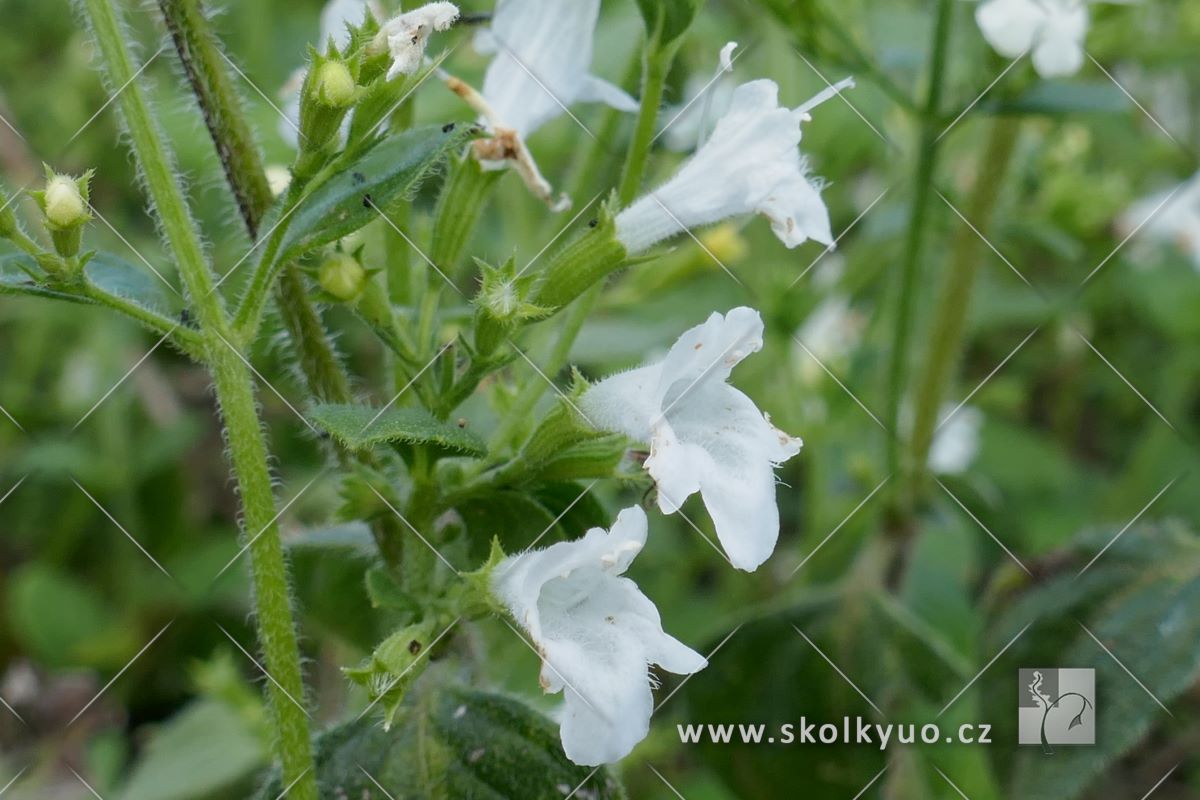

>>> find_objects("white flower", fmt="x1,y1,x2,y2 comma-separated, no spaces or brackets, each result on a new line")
928,405,983,475
1119,173,1200,268
974,0,1090,78
475,0,637,140
379,2,460,80
492,506,706,766
614,78,850,254
580,308,802,572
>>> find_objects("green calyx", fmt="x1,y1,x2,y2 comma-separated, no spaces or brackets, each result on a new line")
473,256,552,355
298,48,363,153
529,199,630,312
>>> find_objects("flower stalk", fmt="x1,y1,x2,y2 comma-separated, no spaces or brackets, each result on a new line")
618,40,676,205
908,116,1022,493
884,0,955,524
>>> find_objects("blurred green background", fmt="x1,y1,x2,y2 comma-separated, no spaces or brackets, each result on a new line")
2,0,1200,797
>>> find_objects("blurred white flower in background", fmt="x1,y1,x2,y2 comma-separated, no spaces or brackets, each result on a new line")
615,77,851,254
475,0,637,141
928,405,984,475
581,307,802,572
491,506,706,766
1118,173,1200,268
974,0,1091,78
793,292,866,387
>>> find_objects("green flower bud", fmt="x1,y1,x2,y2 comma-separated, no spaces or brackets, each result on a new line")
312,60,357,108
33,167,93,258
296,51,362,161
44,176,87,228
318,251,367,301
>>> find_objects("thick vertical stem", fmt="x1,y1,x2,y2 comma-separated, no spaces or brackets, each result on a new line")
884,0,955,519
209,348,315,797
79,1,317,795
908,117,1021,486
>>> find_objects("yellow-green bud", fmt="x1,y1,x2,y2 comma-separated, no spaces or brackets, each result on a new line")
318,252,367,301
312,61,357,108
36,169,93,259
43,175,88,229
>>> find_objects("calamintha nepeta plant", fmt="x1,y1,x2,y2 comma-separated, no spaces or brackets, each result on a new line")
0,0,851,794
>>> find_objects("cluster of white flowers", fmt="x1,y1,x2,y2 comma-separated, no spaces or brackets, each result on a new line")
493,307,802,764
292,0,847,771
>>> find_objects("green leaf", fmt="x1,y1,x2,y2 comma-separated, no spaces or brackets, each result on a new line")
635,0,701,45
256,684,624,799
84,250,181,321
287,522,386,651
0,252,81,302
1011,575,1200,800
119,701,265,800
6,563,135,668
988,81,1131,116
309,402,487,456
276,124,477,263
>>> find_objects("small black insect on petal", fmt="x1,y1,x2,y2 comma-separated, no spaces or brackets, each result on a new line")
408,640,422,655
442,122,456,133
352,172,366,185
588,219,599,228
362,193,373,208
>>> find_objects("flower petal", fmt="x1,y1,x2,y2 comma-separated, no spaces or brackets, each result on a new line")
481,0,614,137
975,0,1046,59
758,173,834,248
577,74,640,113
656,383,801,571
1031,4,1088,78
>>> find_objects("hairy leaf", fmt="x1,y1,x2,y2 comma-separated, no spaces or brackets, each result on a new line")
256,684,624,799
276,124,477,263
309,402,487,456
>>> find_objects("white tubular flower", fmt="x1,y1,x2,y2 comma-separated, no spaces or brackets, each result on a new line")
476,0,637,140
580,308,802,572
928,405,983,475
492,506,706,766
615,78,850,254
975,0,1090,78
378,2,460,80
1119,174,1200,269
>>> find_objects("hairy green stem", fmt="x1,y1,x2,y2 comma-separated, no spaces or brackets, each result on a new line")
908,117,1021,488
79,1,316,795
884,0,954,520
617,41,676,206
158,0,416,580
208,347,316,797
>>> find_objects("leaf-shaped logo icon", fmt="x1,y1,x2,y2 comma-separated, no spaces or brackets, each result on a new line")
1069,710,1085,730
